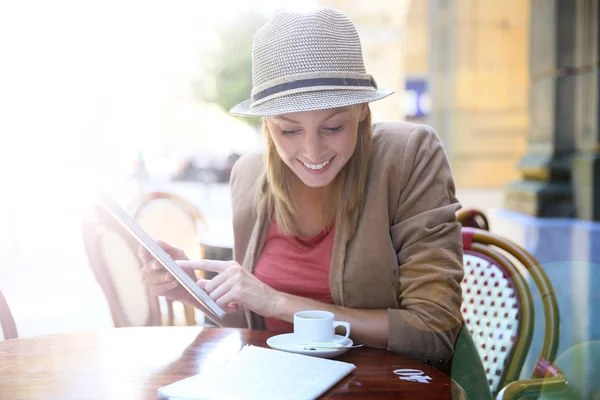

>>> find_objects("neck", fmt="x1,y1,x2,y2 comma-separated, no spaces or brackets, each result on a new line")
293,173,330,205
293,177,337,228
298,185,327,204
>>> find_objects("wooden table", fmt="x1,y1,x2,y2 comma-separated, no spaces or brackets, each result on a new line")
0,327,465,399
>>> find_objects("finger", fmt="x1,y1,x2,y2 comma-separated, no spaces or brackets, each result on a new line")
140,264,165,278
196,279,236,313
226,302,240,313
139,255,163,272
207,279,235,303
222,303,238,314
140,264,153,277
204,267,235,293
148,280,178,296
140,265,159,279
138,246,150,261
176,259,234,273
213,290,238,310
196,279,209,290
144,272,174,285
151,260,163,271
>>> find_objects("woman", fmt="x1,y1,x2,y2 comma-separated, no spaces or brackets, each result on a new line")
140,7,464,367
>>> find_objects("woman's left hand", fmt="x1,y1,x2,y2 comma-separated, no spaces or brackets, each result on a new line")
176,260,283,317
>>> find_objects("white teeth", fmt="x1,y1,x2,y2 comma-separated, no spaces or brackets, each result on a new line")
303,159,330,170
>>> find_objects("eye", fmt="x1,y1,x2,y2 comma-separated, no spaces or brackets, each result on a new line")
281,129,300,135
323,125,344,133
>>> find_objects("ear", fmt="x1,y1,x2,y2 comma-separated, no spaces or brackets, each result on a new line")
358,103,369,122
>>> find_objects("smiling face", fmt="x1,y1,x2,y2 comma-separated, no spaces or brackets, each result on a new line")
265,104,368,188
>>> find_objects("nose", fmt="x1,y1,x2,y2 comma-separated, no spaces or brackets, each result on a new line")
304,130,325,162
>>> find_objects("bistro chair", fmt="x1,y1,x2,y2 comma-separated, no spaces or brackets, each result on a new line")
460,227,567,399
131,191,209,326
82,205,162,328
457,208,490,231
0,289,18,340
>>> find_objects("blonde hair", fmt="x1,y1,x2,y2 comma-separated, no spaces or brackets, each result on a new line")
256,108,373,240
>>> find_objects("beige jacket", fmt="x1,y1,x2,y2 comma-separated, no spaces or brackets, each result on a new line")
228,121,464,367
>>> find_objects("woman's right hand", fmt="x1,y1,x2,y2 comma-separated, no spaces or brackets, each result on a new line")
138,241,195,304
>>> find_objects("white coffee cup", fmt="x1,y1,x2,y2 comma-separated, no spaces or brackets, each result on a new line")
293,310,351,344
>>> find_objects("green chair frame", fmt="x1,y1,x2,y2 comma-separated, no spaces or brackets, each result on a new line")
461,227,566,399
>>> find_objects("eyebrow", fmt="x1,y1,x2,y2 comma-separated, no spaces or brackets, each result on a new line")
273,108,350,124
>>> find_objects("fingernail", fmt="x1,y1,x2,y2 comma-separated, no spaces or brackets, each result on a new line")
164,273,171,282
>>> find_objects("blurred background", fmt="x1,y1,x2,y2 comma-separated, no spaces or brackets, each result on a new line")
0,0,598,388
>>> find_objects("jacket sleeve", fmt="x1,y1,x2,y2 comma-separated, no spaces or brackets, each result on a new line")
387,125,464,366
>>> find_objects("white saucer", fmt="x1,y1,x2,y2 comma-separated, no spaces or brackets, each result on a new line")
266,334,353,358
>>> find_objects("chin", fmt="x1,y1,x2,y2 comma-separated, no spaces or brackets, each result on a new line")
302,180,331,188
296,171,336,188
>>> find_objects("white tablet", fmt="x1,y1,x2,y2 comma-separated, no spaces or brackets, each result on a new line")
96,193,226,320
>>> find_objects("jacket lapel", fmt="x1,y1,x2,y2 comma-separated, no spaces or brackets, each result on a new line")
329,213,348,307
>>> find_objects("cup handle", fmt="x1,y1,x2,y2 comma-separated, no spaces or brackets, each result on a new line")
332,321,351,344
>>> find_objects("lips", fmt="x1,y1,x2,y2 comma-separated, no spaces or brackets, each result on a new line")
302,158,331,170
298,156,335,175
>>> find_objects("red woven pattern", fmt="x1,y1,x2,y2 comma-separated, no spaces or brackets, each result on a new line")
461,251,520,393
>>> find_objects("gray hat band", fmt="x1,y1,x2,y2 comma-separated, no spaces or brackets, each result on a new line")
252,76,377,104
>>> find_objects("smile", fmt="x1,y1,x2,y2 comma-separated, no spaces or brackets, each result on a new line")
302,158,331,170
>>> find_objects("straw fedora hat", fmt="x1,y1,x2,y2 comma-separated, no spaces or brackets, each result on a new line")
230,7,394,117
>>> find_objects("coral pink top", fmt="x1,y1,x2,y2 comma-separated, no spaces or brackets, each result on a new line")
254,218,336,332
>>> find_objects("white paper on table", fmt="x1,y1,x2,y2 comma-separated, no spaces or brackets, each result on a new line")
157,345,356,400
